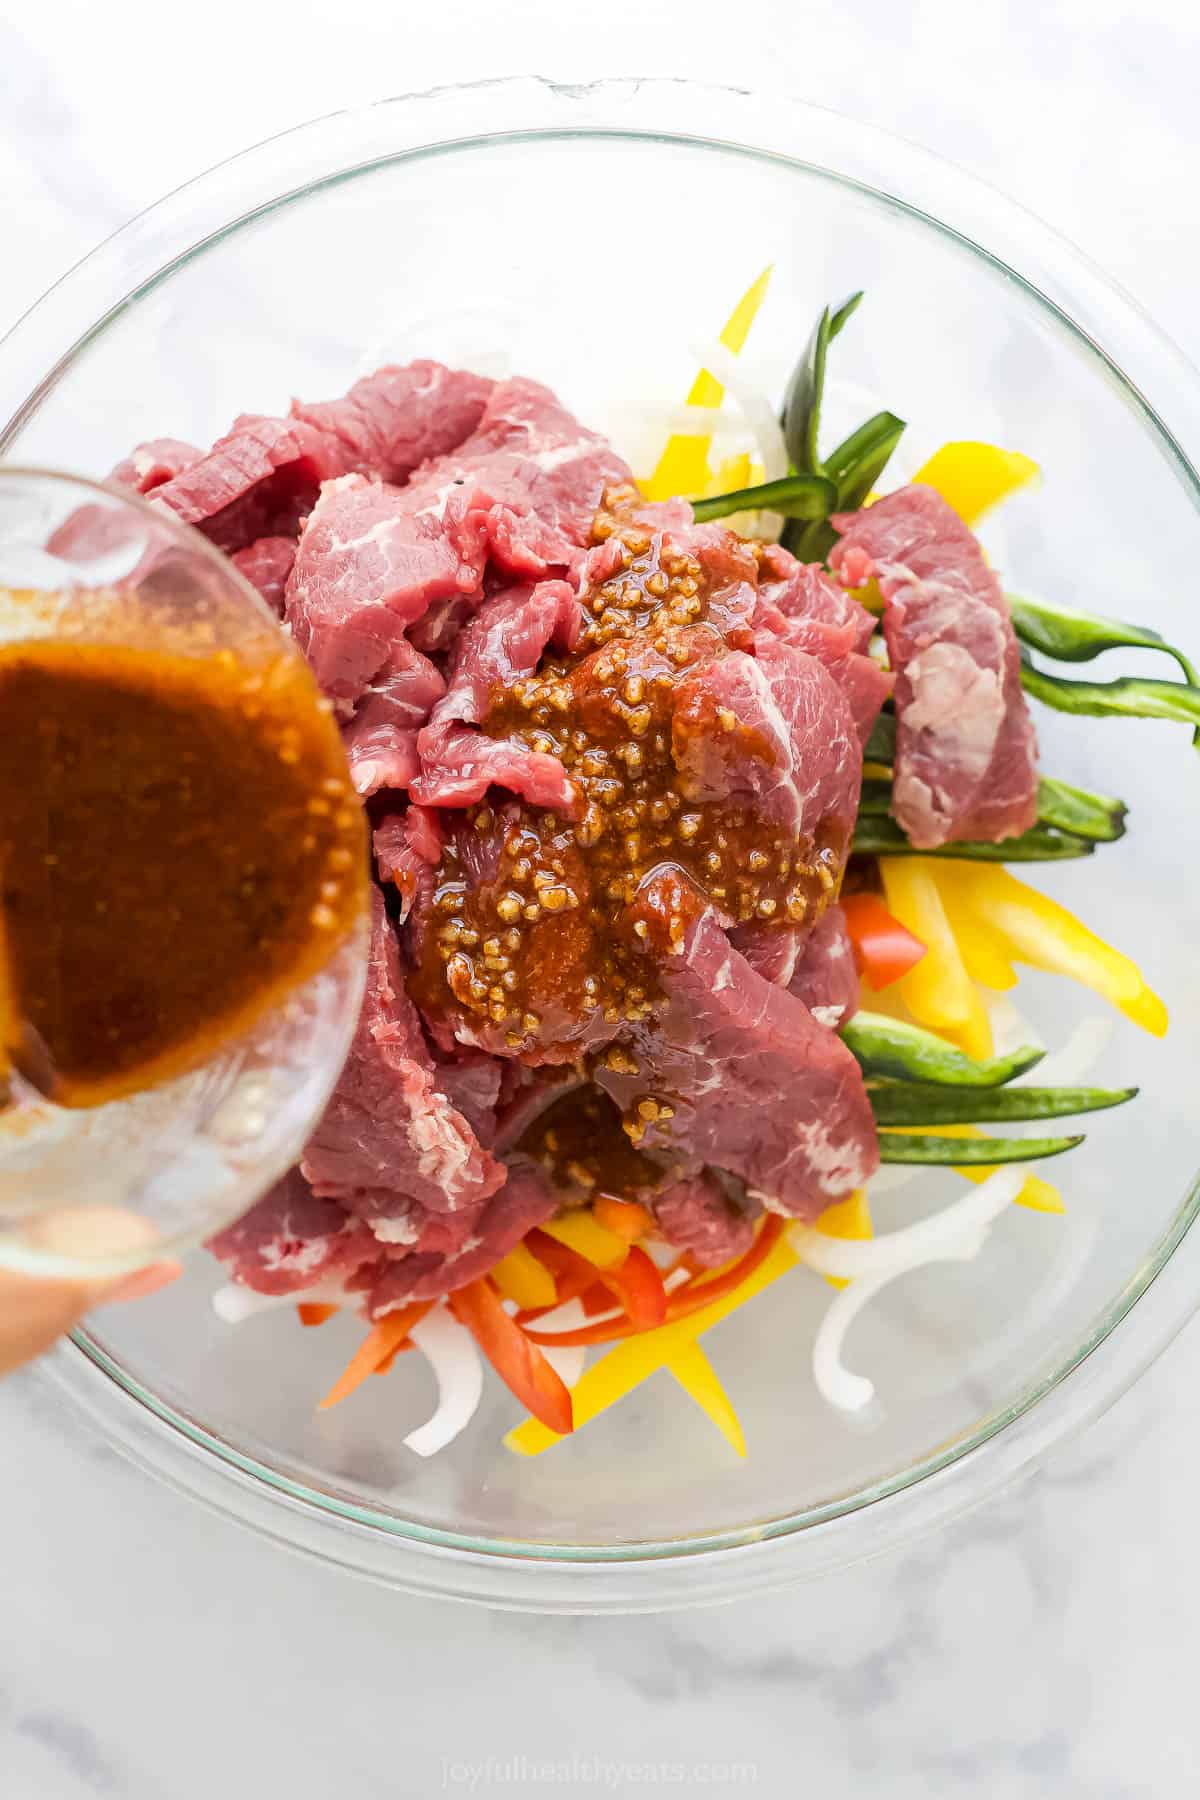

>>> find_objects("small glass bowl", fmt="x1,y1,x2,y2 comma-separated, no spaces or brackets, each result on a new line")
0,469,367,1276
2,78,1198,1608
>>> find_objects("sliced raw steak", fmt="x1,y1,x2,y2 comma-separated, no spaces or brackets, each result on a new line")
302,890,504,1215
411,580,582,812
672,631,862,849
231,535,296,613
290,362,492,485
787,903,860,1028
594,872,878,1218
206,1168,375,1296
831,485,1038,847
754,545,892,747
348,1166,558,1314
342,642,446,799
109,438,203,495
284,474,480,708
653,1171,758,1267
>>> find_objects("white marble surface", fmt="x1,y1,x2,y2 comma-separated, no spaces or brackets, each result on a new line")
3,2,1200,1793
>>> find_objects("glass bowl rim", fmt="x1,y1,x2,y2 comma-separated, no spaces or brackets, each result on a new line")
8,75,1200,1607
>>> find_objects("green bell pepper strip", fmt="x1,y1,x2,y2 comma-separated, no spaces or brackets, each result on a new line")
841,1013,1043,1086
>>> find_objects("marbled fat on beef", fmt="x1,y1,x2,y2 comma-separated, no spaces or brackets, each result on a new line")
831,484,1037,847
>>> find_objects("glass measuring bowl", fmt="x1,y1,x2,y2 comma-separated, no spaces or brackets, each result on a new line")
0,468,366,1277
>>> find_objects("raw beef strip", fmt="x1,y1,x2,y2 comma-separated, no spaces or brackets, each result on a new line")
594,872,878,1218
138,361,490,555
109,438,203,495
787,904,860,1028
348,1167,559,1315
754,546,893,748
830,485,1038,847
430,1051,503,1145
654,1172,758,1267
284,473,481,708
373,807,442,920
150,414,347,551
729,921,806,988
290,363,492,485
672,631,862,848
302,890,504,1215
231,535,296,612
411,580,582,811
342,642,446,799
400,377,632,578
206,1168,375,1296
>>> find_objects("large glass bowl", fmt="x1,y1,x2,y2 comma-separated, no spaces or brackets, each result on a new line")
3,78,1199,1612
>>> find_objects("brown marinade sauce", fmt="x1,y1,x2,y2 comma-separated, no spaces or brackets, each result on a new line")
0,637,366,1107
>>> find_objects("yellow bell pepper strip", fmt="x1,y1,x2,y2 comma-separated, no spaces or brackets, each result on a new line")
934,862,1019,990
944,864,1168,1037
643,266,772,500
665,1342,747,1458
879,858,974,1032
813,1188,873,1291
912,441,1040,525
882,1123,1064,1213
954,979,995,1062
490,1242,558,1311
505,1228,799,1456
539,1211,630,1270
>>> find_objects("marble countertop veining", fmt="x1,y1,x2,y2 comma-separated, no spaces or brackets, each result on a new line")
2,2,1200,1794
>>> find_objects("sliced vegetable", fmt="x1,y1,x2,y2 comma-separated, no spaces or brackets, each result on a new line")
666,1343,747,1457
793,411,908,562
297,1302,338,1327
794,1167,1028,1411
644,265,773,501
1009,592,1200,684
597,1245,668,1330
490,1241,558,1311
813,1188,873,1292
877,1130,1083,1165
402,1308,485,1459
781,291,863,475
524,1218,787,1349
879,858,974,1031
864,711,897,765
1034,777,1127,843
539,1211,630,1270
861,773,1126,846
506,1226,799,1456
911,441,1039,524
592,1196,653,1242
940,864,1168,1037
855,816,1095,861
691,472,836,524
841,1012,1044,1086
450,1278,574,1436
841,891,927,989
318,1301,433,1411
1020,655,1200,732
869,1081,1137,1126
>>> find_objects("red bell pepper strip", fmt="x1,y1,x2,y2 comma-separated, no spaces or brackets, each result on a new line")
524,1216,786,1348
841,891,927,989
595,1244,667,1329
297,1302,338,1327
451,1278,575,1436
318,1301,433,1411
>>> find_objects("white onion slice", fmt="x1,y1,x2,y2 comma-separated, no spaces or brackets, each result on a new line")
686,340,789,482
812,1239,987,1411
211,1280,345,1324
794,1166,1025,1411
402,1307,484,1458
790,1165,1024,1282
1020,1014,1113,1087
